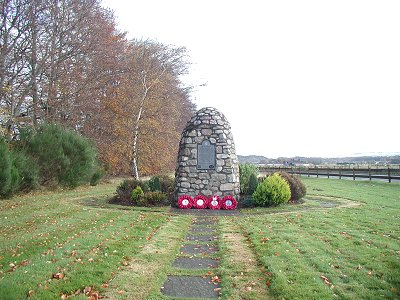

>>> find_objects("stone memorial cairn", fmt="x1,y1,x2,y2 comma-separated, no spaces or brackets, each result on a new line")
175,107,240,209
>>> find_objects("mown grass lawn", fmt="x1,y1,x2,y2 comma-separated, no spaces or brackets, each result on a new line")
0,178,399,299
228,178,400,299
0,181,191,300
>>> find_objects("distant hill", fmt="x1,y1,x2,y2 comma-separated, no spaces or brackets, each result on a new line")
237,155,272,164
238,154,400,165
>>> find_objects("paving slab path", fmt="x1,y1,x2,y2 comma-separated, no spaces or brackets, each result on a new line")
161,216,222,299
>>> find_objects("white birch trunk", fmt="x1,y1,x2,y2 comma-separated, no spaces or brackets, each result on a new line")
131,89,147,179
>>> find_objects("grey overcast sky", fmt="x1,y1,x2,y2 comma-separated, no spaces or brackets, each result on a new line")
102,0,399,158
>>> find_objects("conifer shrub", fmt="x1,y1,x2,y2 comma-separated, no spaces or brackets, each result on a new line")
248,173,259,195
276,171,307,203
11,149,40,192
238,195,255,208
139,191,167,207
1,164,22,198
0,139,12,197
22,123,99,188
0,139,40,198
112,175,173,206
90,167,105,186
113,179,146,203
239,163,259,195
253,173,291,206
149,176,161,191
158,175,175,204
131,186,144,203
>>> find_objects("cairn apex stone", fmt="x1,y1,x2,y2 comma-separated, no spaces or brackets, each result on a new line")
175,107,240,199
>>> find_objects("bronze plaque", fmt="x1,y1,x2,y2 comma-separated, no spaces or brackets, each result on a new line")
197,140,215,170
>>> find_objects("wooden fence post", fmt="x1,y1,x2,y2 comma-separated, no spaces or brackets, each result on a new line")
308,167,310,177
368,166,371,181
316,167,319,178
339,167,342,179
388,167,391,183
353,167,355,180
327,167,330,179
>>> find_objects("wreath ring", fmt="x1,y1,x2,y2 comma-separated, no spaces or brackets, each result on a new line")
221,195,237,210
177,195,193,209
208,195,221,210
193,195,208,209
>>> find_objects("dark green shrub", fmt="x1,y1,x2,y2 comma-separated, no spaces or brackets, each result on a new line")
114,179,146,203
0,140,26,198
138,191,167,207
11,149,39,192
90,167,105,186
112,176,172,206
239,163,259,195
276,171,307,203
1,139,40,198
22,123,99,188
248,173,259,195
238,195,255,208
0,139,12,197
253,173,291,206
7,164,21,196
131,186,144,203
158,175,175,204
149,176,161,191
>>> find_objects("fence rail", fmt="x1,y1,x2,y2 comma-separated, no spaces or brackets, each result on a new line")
259,166,400,183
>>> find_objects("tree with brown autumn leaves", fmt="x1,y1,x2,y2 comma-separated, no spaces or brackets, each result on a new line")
0,0,195,176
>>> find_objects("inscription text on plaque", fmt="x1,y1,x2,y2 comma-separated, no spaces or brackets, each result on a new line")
197,140,215,170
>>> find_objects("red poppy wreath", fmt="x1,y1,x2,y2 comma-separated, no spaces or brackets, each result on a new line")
221,195,237,210
208,195,221,210
177,195,193,209
193,195,208,209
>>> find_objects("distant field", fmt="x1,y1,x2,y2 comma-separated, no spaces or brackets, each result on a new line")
0,178,399,299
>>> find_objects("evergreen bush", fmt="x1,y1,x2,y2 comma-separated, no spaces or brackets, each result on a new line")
0,139,12,197
253,173,291,206
149,176,161,191
114,179,145,203
158,175,175,204
248,173,259,195
276,171,307,202
131,186,144,203
139,191,167,207
22,123,99,188
11,149,40,192
90,167,105,186
238,195,255,208
239,163,259,195
0,139,40,198
112,175,173,206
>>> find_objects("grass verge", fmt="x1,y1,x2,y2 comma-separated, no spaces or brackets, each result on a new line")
218,217,272,299
234,178,400,299
0,181,178,299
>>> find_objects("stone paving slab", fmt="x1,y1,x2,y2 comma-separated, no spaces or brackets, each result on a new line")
180,244,219,255
189,227,217,233
191,220,218,226
186,235,218,242
172,257,219,269
161,275,220,299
